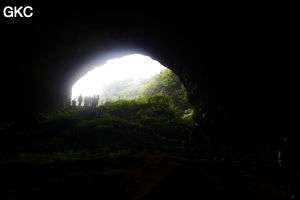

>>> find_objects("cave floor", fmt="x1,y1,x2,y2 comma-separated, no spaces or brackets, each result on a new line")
0,153,290,200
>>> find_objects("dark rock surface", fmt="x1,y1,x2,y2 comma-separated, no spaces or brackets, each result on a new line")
0,154,289,200
0,3,283,137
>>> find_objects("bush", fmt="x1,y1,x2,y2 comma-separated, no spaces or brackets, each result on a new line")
103,99,138,107
182,108,194,121
148,94,174,105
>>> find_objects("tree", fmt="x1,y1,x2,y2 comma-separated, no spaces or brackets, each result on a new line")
100,68,190,110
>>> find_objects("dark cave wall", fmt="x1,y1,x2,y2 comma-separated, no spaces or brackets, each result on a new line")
0,3,282,145
62,36,249,143
60,40,258,153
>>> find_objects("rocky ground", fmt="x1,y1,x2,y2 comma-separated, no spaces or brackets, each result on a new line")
0,153,290,200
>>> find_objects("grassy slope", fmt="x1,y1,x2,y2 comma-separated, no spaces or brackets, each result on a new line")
0,96,193,164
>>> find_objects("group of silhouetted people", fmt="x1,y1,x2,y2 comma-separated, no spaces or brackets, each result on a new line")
71,94,100,108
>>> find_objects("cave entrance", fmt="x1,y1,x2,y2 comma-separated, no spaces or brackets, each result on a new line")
71,54,166,104
71,53,190,110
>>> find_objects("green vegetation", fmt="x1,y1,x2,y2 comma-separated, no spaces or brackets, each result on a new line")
101,68,190,110
0,96,194,164
0,69,194,164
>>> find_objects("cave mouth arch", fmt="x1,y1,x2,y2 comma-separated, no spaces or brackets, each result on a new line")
71,53,169,104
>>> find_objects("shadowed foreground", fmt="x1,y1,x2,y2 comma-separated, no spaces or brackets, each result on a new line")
0,99,291,200
0,154,289,200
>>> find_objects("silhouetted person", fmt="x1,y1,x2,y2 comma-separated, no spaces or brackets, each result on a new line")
88,96,92,107
66,99,72,109
96,95,100,106
78,94,83,106
92,95,97,107
84,96,89,107
71,99,76,107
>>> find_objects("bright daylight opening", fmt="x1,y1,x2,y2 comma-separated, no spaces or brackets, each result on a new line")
71,54,166,103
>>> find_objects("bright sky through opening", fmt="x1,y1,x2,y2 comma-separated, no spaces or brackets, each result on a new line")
71,54,166,99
